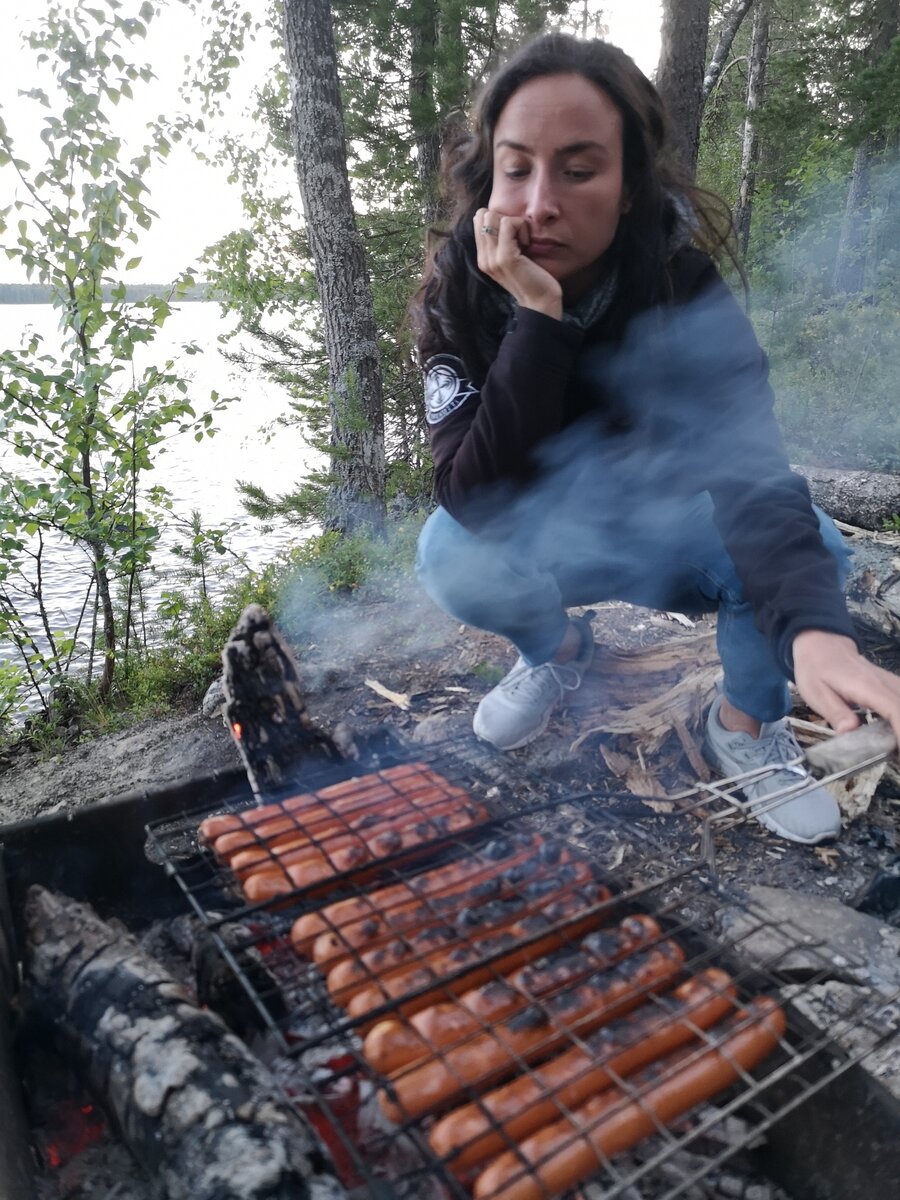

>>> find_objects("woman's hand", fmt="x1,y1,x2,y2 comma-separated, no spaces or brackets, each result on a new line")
792,629,900,745
474,208,563,320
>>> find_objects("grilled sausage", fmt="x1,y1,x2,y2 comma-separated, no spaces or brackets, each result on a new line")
429,967,737,1169
472,997,786,1200
343,892,620,1020
210,781,399,862
216,782,462,866
240,798,488,902
229,791,464,881
290,834,556,956
393,916,663,1059
323,864,605,1001
370,940,685,1096
199,762,441,845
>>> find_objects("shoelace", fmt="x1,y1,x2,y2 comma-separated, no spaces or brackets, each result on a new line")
759,724,807,772
502,658,583,702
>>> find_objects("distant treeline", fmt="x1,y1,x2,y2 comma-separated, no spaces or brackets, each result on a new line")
0,281,211,304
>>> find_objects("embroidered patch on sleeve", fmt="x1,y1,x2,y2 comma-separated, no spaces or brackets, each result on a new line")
423,355,478,424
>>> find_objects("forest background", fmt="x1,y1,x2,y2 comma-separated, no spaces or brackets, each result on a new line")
0,0,897,744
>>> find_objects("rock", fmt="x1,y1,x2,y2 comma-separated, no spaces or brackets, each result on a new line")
201,677,227,718
409,713,469,744
0,713,242,825
719,884,900,993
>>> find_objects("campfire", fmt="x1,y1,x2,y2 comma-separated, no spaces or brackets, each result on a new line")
2,607,900,1200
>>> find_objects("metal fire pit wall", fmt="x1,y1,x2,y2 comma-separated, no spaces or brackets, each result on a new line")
143,734,900,1200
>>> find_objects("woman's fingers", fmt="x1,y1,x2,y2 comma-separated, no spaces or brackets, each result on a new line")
792,630,900,744
472,208,562,317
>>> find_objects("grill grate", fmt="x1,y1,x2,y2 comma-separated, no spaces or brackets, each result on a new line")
145,734,900,1199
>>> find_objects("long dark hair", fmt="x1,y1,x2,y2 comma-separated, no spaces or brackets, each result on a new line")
410,33,732,382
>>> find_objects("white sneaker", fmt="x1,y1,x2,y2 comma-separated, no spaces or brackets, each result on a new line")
703,695,842,844
473,620,594,751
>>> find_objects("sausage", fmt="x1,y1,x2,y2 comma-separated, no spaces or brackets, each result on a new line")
290,834,555,956
240,797,488,902
210,781,400,862
472,997,786,1200
214,780,469,864
429,967,736,1169
392,916,663,1059
323,863,606,1001
369,940,685,1097
199,761,440,844
228,790,464,880
343,890,620,1020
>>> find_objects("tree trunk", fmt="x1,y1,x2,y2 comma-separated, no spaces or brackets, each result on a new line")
734,0,771,256
409,0,445,229
703,0,755,101
833,1,899,295
282,0,387,534
655,0,712,178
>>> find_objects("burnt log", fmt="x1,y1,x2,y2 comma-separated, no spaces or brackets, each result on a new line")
222,604,343,801
797,465,900,531
24,886,347,1200
0,878,36,1200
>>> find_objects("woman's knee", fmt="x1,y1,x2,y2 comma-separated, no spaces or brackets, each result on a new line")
416,507,490,612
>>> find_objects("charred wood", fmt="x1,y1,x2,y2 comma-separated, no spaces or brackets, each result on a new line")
23,886,347,1200
0,885,36,1200
222,604,343,801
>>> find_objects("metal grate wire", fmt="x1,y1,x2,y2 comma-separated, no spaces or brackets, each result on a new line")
144,733,900,1200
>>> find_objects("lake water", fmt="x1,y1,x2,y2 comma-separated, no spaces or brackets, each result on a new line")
0,301,320,673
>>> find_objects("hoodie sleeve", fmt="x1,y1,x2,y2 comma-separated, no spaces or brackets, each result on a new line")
425,308,583,523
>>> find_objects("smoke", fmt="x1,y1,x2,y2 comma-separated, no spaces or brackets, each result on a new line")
276,549,460,694
744,153,900,472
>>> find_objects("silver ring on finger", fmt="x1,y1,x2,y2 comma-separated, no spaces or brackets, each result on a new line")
481,224,499,236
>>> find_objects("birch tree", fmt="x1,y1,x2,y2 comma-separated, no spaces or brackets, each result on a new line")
734,0,771,255
833,0,900,295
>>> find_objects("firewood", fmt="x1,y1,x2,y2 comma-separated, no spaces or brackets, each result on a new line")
0,915,34,1200
222,604,343,800
23,886,348,1200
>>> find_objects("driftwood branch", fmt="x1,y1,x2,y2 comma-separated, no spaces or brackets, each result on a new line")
703,0,755,100
798,465,900,531
24,886,347,1200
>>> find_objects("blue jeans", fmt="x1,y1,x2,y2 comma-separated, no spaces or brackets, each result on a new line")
416,493,851,723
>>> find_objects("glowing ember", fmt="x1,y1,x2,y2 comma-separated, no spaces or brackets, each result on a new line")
41,1097,106,1169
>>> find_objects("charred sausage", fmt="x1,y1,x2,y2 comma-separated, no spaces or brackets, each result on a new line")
370,940,685,1102
343,891,620,1021
290,834,556,956
472,997,786,1200
391,916,663,1059
429,967,736,1169
345,908,648,1029
323,864,606,1001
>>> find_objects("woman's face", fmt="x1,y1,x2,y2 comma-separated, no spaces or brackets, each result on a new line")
487,72,627,302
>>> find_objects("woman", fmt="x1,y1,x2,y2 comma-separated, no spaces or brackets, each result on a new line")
412,33,900,845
